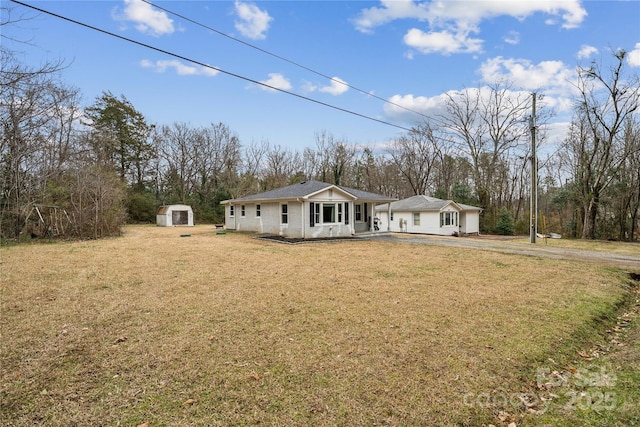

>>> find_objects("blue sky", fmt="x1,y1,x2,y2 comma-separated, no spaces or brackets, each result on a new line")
4,0,640,151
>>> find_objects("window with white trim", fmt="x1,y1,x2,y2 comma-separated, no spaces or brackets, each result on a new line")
413,212,420,226
241,205,245,217
229,205,235,217
281,204,288,224
256,204,261,217
323,203,336,223
355,204,362,221
314,203,320,225
440,211,458,227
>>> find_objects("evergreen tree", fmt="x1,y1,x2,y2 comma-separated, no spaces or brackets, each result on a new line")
495,207,515,235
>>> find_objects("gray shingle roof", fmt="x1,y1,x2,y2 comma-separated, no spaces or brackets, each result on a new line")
457,202,482,211
375,195,481,212
221,180,395,203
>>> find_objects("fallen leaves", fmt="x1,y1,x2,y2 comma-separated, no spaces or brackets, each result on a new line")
577,350,593,360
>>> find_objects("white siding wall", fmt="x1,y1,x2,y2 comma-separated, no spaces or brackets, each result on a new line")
460,211,480,234
225,205,236,230
282,202,303,237
438,207,459,235
226,202,294,235
305,190,354,238
377,209,466,235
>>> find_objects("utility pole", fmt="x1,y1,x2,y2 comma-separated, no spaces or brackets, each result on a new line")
529,93,537,244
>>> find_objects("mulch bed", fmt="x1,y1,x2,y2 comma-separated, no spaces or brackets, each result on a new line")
256,235,361,244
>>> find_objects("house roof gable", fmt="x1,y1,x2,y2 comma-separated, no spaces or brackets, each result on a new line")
221,180,395,204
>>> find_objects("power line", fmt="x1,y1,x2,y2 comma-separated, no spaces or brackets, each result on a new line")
9,0,413,133
142,0,429,121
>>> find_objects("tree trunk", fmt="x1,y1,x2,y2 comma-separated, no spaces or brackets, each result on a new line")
582,196,599,239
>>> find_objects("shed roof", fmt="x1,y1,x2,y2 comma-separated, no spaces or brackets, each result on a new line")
221,180,395,204
157,204,193,214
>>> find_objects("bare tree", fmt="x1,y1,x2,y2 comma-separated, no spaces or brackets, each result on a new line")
387,122,441,196
0,49,77,237
313,131,356,186
237,139,269,197
570,49,640,239
155,122,197,204
609,118,640,240
262,144,297,190
439,83,531,208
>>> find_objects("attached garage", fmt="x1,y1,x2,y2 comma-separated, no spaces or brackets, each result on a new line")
156,205,194,227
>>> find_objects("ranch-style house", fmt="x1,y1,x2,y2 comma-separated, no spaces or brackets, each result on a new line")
221,180,396,238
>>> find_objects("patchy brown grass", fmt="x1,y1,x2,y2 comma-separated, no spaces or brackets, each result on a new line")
0,225,635,426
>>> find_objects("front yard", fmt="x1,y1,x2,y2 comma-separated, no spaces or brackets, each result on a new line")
1,225,638,426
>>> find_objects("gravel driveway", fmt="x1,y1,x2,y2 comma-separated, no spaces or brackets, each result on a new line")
363,233,640,270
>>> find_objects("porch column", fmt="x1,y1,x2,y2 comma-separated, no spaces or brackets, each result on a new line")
370,203,374,232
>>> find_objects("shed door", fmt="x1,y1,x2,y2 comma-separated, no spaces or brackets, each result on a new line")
172,210,188,225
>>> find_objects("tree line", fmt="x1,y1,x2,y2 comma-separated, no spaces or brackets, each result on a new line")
2,16,639,241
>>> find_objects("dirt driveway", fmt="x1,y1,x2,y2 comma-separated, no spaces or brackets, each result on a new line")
364,233,640,270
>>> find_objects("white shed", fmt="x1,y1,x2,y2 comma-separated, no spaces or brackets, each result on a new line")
156,204,194,227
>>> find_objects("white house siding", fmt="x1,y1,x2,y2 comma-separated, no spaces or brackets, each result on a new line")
282,202,304,238
377,211,409,233
225,204,236,230
304,190,355,238
460,211,480,234
226,202,303,237
378,209,461,235
231,202,279,234
439,206,460,235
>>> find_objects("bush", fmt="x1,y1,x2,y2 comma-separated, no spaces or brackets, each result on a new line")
126,191,157,223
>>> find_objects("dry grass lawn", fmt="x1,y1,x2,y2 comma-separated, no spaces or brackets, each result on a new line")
0,225,636,426
510,236,640,256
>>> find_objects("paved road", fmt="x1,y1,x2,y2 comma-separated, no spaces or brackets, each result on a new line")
363,233,640,270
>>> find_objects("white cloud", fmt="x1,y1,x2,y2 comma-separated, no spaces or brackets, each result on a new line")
116,0,174,37
383,93,448,122
301,81,318,93
628,43,640,67
386,56,582,117
302,77,349,95
234,1,273,40
355,0,587,33
354,1,586,55
319,78,349,96
577,44,598,60
259,73,292,91
479,56,576,96
140,59,219,77
353,0,429,34
403,28,483,55
503,30,520,45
